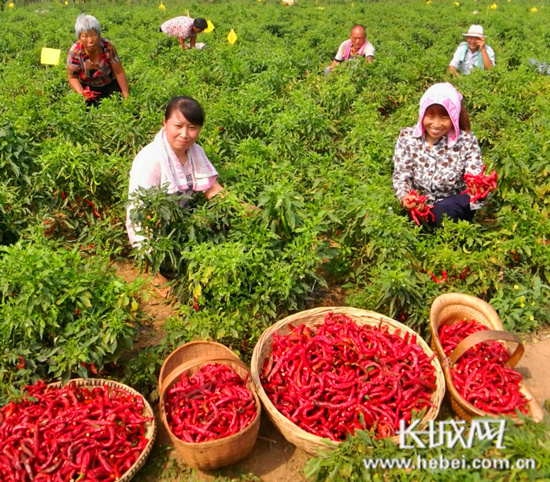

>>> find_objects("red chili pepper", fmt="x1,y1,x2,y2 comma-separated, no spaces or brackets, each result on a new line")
165,363,257,443
261,313,437,440
462,166,498,203
429,270,447,283
17,356,26,370
0,381,153,480
83,87,101,100
439,319,528,415
407,190,435,225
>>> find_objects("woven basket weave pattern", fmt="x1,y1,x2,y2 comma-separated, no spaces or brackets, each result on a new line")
158,341,261,470
251,306,446,455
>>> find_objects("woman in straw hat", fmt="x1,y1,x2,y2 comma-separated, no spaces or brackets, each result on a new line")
448,25,495,76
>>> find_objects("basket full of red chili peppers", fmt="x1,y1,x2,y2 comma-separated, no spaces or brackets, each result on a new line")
158,341,261,470
0,378,156,482
251,307,445,455
430,293,544,423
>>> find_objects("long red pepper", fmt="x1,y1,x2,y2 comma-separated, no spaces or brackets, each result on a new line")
439,319,528,415
261,312,437,441
165,363,257,443
0,381,153,482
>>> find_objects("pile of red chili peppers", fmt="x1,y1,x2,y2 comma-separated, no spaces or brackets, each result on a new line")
0,380,152,481
165,363,257,443
462,166,498,203
407,190,435,226
439,319,528,415
261,312,437,441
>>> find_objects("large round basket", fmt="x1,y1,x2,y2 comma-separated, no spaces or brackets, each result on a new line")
430,293,544,423
251,306,446,455
48,378,157,481
158,342,261,470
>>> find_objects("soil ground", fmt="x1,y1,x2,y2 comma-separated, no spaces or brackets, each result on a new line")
114,260,550,482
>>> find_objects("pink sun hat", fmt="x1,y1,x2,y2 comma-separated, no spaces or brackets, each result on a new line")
412,83,463,147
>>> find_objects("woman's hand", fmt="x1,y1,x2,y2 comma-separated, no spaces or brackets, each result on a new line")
401,193,422,212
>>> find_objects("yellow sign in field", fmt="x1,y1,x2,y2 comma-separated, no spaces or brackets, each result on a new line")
40,47,61,66
227,29,237,45
205,20,215,33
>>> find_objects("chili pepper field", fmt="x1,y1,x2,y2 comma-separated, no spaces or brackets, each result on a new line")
1,0,550,480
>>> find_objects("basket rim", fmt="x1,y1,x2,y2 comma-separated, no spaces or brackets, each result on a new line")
46,377,157,482
251,306,446,452
159,358,262,448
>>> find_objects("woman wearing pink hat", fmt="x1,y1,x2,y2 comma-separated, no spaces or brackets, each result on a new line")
392,83,489,227
448,25,495,76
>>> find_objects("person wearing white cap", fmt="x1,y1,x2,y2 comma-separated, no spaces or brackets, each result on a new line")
448,25,495,76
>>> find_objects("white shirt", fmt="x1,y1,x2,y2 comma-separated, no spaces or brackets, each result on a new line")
449,43,495,75
334,39,375,62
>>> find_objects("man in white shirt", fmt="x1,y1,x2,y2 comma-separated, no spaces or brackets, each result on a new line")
449,24,495,76
325,25,374,74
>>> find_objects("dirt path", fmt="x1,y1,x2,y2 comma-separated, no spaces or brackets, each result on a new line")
115,261,550,481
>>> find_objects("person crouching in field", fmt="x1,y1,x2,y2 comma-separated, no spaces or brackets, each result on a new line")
448,25,495,76
324,24,374,74
67,14,129,104
159,16,207,50
392,83,489,228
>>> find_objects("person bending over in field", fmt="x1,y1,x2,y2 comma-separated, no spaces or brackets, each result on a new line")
67,14,129,105
392,83,489,228
324,24,374,74
159,16,207,50
448,25,495,76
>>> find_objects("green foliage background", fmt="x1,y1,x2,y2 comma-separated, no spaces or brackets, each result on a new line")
0,0,549,479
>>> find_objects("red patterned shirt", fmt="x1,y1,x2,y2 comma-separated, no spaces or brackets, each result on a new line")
66,38,120,87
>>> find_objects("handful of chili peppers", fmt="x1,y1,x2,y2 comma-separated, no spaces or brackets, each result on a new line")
462,166,498,203
83,86,100,101
165,363,257,443
439,319,528,415
0,380,153,481
407,190,435,226
261,313,437,441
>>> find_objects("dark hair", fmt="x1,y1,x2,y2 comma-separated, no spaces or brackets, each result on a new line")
164,96,205,126
193,17,207,31
424,102,471,133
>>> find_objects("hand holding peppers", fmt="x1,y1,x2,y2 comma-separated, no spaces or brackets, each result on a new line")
82,86,100,101
404,190,435,225
462,166,498,203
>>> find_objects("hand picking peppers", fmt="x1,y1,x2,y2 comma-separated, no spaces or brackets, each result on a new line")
407,190,435,225
261,312,437,441
439,319,529,415
0,380,153,482
462,166,498,203
165,363,257,443
83,86,101,101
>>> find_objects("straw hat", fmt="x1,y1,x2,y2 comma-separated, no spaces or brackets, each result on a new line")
462,25,486,38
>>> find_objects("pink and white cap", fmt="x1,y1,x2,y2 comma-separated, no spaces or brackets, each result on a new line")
412,82,463,147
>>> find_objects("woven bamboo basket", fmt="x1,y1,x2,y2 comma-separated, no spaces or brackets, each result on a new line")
158,340,240,388
430,293,544,423
158,342,261,470
48,378,157,481
251,306,446,455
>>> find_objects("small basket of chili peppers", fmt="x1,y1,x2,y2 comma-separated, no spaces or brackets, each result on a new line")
430,293,544,423
158,341,261,470
0,378,156,482
251,307,445,455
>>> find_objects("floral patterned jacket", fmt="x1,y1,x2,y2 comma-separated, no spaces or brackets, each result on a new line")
392,127,485,209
